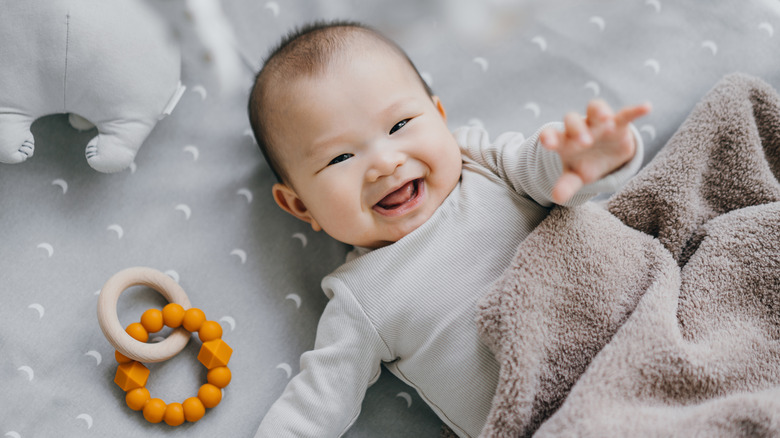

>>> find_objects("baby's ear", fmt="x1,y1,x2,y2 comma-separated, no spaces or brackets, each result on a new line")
432,96,447,122
272,183,322,231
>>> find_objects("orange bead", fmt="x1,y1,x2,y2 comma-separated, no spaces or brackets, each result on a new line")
182,308,206,332
162,303,185,328
182,397,205,422
140,308,164,333
126,322,149,342
198,339,233,369
198,383,222,408
163,402,185,426
207,366,232,388
198,320,223,342
126,387,151,411
115,350,132,364
143,398,167,423
115,361,150,392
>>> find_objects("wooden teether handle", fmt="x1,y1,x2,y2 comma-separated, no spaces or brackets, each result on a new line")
97,267,192,363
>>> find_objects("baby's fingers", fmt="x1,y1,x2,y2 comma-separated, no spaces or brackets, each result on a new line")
552,172,584,205
540,126,562,150
564,112,592,145
586,99,614,127
615,102,652,126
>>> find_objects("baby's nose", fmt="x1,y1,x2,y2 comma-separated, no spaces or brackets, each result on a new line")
366,149,405,182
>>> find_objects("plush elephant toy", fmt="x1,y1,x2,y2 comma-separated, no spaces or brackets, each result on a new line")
0,0,185,173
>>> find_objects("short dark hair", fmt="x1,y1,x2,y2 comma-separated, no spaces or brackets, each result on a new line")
247,20,433,184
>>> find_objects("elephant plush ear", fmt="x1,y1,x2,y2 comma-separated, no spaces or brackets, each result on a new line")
0,0,183,173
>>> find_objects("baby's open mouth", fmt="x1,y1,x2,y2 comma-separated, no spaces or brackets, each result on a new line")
373,178,424,216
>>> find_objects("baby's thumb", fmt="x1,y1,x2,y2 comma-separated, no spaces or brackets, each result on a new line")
552,172,584,204
615,102,652,125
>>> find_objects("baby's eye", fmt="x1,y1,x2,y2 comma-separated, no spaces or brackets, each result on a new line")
389,118,411,135
328,153,353,166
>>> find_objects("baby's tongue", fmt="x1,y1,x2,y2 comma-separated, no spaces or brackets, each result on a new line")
377,181,415,209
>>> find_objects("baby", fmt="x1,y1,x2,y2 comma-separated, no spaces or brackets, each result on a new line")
248,20,650,437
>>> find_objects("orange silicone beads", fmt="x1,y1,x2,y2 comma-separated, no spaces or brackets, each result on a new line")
113,306,232,426
115,350,132,364
182,307,206,332
183,397,206,422
126,387,151,411
140,308,164,333
114,361,150,391
125,322,149,342
162,303,185,328
163,402,185,426
207,366,232,388
198,339,233,369
198,383,223,408
143,398,167,423
198,320,223,342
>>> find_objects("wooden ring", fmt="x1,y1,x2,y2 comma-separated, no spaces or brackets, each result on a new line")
97,267,192,363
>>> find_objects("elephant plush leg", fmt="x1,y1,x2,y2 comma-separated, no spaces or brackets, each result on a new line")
0,113,35,164
85,119,155,173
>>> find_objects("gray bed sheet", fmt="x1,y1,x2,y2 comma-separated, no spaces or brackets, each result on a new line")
2,0,779,437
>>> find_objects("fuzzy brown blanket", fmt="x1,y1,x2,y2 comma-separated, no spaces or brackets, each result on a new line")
472,73,780,438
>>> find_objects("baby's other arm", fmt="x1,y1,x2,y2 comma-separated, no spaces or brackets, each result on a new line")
539,100,651,204
255,280,392,437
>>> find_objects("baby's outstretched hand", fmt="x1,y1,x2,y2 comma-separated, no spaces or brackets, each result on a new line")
539,100,651,204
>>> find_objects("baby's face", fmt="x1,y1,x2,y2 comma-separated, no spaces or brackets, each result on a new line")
271,47,462,248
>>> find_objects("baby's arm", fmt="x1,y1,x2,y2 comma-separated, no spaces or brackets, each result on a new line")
539,100,652,204
255,281,392,437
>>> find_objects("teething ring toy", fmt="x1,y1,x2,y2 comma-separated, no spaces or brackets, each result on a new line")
97,267,233,426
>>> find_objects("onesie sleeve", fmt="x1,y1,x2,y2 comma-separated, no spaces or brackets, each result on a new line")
455,123,644,207
255,278,393,438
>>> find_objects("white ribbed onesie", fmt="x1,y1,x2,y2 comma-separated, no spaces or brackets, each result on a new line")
255,123,644,437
